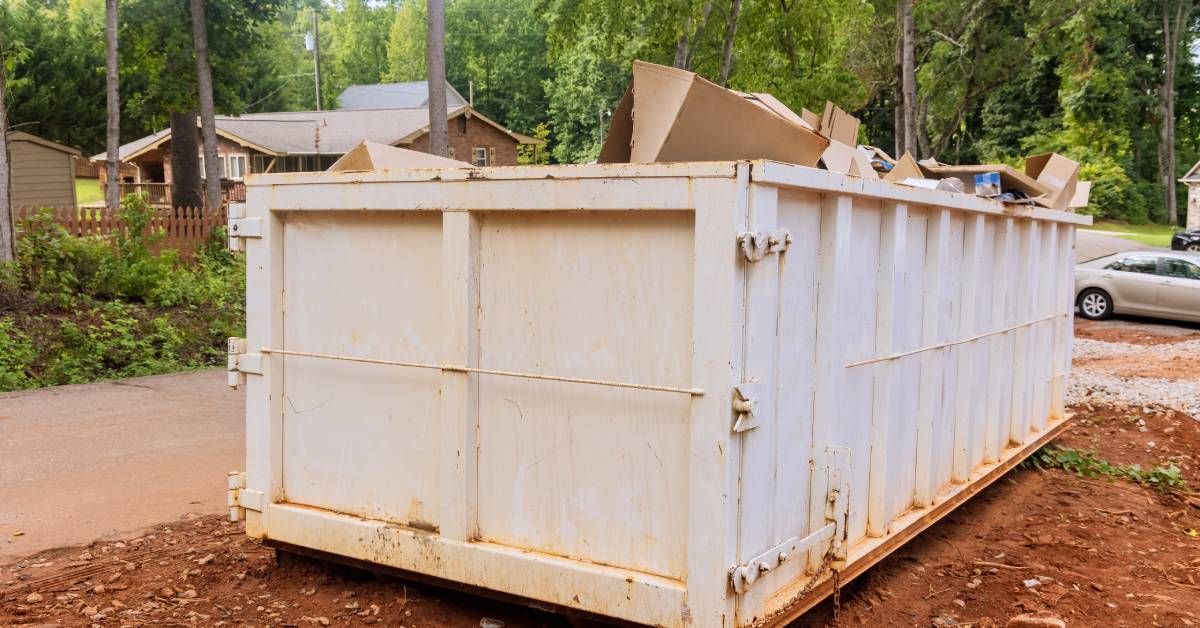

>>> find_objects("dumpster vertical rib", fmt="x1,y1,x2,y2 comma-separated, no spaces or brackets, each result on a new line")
1050,223,1071,418
686,168,745,626
809,194,851,568
868,202,906,537
1036,222,1060,430
952,214,985,483
984,217,1014,463
1009,220,1036,445
914,208,949,507
440,211,481,541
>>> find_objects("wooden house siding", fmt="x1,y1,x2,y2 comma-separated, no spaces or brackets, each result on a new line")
10,138,77,208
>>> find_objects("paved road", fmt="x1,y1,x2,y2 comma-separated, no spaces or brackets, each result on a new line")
0,369,242,561
1076,229,1156,261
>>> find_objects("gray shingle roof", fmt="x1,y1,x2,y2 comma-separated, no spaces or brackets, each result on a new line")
337,81,467,110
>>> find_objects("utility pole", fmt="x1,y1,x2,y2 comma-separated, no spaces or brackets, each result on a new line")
426,0,448,157
0,65,12,263
105,0,121,214
312,11,322,111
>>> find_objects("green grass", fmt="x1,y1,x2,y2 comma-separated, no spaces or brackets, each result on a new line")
1087,219,1178,248
74,177,104,205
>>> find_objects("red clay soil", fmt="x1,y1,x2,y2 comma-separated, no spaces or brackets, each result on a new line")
1073,319,1200,346
3,403,1199,627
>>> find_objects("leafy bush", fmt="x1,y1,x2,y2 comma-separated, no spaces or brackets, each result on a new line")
0,195,244,392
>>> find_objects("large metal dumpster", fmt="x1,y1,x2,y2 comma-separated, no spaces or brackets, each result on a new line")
226,160,1091,627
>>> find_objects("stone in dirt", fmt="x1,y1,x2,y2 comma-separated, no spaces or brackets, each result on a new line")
25,592,42,603
1007,612,1067,628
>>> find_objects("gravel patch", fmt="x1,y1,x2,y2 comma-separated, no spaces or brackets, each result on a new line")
1069,337,1200,417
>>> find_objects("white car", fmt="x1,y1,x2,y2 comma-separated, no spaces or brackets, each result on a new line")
1075,250,1200,322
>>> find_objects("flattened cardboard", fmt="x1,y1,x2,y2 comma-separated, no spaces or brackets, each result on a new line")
819,101,860,145
328,141,472,172
598,60,829,167
598,87,633,163
747,92,813,130
801,108,821,130
924,164,1050,198
884,151,922,183
1068,180,1091,209
1024,152,1079,210
821,140,878,179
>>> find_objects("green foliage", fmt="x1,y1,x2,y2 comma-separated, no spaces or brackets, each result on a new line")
1028,446,1187,493
0,196,245,393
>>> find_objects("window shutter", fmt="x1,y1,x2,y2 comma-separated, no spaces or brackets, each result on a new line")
488,147,496,166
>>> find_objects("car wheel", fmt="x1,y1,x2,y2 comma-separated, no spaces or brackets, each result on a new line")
1077,288,1113,320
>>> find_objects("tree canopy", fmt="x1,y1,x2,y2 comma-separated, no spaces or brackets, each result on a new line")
1,0,1197,222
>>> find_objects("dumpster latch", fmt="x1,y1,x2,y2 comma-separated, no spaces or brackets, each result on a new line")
738,229,790,263
732,380,762,432
226,471,264,522
226,203,260,252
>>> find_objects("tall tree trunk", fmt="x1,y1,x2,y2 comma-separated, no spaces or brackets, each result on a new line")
170,110,203,210
1159,0,1190,226
191,0,221,212
673,10,694,69
105,0,121,214
900,0,917,156
0,66,13,263
718,0,744,86
894,0,903,157
426,0,448,157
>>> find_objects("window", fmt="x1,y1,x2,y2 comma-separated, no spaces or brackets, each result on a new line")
198,153,227,178
472,147,489,166
1105,256,1158,274
1162,257,1200,280
226,155,247,180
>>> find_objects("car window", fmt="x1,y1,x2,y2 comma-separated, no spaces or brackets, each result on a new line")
1161,258,1200,280
1104,257,1158,274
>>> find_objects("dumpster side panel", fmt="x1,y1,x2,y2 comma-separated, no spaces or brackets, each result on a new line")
279,212,444,527
474,210,696,580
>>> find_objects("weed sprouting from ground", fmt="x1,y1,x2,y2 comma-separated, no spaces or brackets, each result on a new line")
1026,446,1186,493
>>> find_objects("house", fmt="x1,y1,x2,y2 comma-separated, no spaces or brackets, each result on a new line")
7,132,81,209
1182,160,1200,230
94,81,541,197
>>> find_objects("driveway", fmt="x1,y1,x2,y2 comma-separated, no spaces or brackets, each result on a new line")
0,369,242,561
1076,229,1157,261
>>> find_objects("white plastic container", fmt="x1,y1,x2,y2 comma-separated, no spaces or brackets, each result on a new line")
227,161,1090,627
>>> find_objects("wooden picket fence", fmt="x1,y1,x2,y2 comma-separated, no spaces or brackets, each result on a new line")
13,205,228,259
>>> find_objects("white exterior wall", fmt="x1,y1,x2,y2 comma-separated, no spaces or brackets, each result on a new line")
232,161,1090,627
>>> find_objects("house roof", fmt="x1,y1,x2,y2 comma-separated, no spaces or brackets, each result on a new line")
7,131,81,157
337,81,468,110
95,104,542,163
1183,160,1200,183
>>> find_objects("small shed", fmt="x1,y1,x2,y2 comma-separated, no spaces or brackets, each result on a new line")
7,132,81,209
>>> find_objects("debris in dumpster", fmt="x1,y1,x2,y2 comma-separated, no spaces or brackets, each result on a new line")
819,101,861,145
974,171,1002,197
592,60,1088,210
329,140,472,172
884,151,922,183
597,60,828,166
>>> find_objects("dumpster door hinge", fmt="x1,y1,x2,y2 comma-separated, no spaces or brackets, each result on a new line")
227,337,263,388
226,471,263,521
732,380,762,432
226,204,259,251
729,447,852,594
738,229,791,263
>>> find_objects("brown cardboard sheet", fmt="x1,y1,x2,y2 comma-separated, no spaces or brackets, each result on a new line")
328,141,472,172
598,60,828,166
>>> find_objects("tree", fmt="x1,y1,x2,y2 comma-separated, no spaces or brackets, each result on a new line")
899,0,916,155
426,0,448,157
192,0,221,210
0,64,12,263
718,0,743,86
1159,0,1193,225
105,0,120,213
386,1,426,82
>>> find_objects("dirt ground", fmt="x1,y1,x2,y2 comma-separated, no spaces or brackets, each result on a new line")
4,318,1200,627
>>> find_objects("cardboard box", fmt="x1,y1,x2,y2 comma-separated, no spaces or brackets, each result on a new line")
884,151,922,183
1024,153,1079,210
923,164,1050,199
598,61,828,166
974,171,1001,197
820,101,860,145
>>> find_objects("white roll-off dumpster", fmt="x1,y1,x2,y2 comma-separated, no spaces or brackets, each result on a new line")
226,160,1091,627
